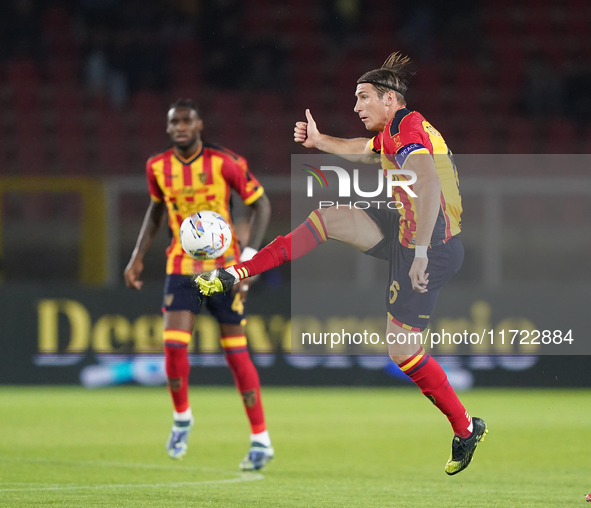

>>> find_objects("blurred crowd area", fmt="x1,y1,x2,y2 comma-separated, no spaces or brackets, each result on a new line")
1,0,591,180
1,0,591,284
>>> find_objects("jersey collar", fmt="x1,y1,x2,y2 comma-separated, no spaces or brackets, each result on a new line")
173,143,204,165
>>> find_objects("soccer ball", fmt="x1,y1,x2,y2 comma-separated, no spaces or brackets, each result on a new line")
179,211,233,260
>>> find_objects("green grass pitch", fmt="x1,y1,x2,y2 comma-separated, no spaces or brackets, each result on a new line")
0,386,589,507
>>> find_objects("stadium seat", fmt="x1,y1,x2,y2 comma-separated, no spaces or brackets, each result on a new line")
462,124,495,155
490,36,525,91
250,92,286,119
95,110,130,174
53,109,88,174
43,5,71,34
14,133,46,175
207,92,245,128
136,123,169,161
504,117,536,154
540,118,577,154
131,91,165,118
56,138,89,175
46,32,79,60
11,83,42,114
7,59,40,88
47,57,79,85
257,113,293,173
523,8,551,39
218,119,248,157
50,86,84,114
168,38,202,89
243,0,275,34
482,8,512,36
453,88,485,118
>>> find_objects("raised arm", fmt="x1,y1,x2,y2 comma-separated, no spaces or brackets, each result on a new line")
294,109,380,164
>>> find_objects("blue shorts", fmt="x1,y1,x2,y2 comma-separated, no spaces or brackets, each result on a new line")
362,207,464,331
162,274,245,325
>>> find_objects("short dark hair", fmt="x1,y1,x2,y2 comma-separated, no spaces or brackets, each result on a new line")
169,99,200,117
357,52,413,105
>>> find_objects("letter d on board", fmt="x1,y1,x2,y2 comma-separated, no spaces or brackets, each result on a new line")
38,299,91,353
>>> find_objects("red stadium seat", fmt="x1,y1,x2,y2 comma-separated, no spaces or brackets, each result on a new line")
169,86,202,104
43,5,71,34
218,120,248,157
95,111,130,174
453,88,485,118
11,83,42,114
523,8,551,39
491,36,525,90
48,58,79,85
461,124,495,155
136,125,169,161
250,92,286,119
54,106,85,132
482,8,512,36
7,59,40,88
454,60,485,90
258,114,293,173
44,5,78,59
55,137,89,175
46,32,79,60
285,7,318,34
330,53,366,91
131,91,165,117
14,126,46,175
565,2,589,34
52,107,89,174
50,86,84,114
169,39,203,89
243,0,275,34
540,118,577,154
413,89,443,119
292,91,328,122
503,117,536,154
207,92,244,127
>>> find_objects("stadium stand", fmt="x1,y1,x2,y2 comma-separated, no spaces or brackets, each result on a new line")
0,0,589,181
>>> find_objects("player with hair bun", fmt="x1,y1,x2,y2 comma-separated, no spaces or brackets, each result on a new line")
197,53,487,475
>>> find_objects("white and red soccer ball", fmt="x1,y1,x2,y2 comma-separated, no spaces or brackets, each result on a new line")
179,211,233,260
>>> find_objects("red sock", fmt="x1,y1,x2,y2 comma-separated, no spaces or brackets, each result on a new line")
399,347,472,438
163,329,192,413
233,210,328,279
221,334,266,433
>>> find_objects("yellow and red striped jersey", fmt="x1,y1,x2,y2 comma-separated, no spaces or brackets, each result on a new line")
146,143,264,275
370,108,462,248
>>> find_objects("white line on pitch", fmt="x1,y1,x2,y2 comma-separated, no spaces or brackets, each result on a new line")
0,456,244,473
0,457,264,492
0,474,264,492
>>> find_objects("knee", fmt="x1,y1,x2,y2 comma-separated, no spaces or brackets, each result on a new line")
314,206,337,232
315,206,334,219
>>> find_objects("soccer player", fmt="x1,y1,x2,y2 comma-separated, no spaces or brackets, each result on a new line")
197,53,487,475
124,99,274,471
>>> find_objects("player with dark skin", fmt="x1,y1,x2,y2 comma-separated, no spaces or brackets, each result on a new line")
124,103,273,469
124,106,271,341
